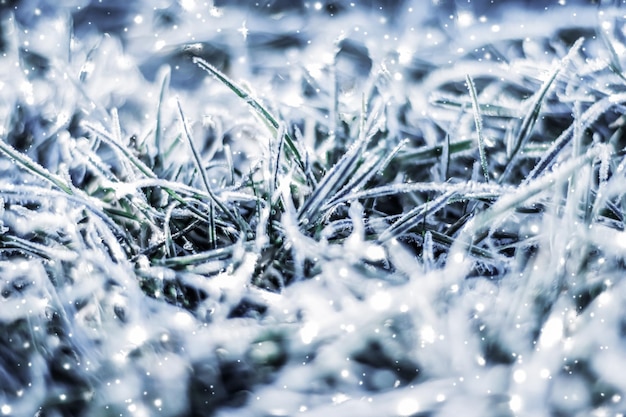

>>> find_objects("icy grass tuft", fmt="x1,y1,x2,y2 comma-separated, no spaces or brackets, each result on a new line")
0,1,625,416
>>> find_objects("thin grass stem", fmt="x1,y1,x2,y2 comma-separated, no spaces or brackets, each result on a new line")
177,99,217,249
466,74,490,183
192,57,310,182
0,138,74,195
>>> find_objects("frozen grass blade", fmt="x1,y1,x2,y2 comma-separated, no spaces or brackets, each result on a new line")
83,120,243,235
330,180,503,207
193,56,309,181
1,234,78,262
431,94,522,118
0,137,74,195
177,99,217,249
224,143,235,186
397,139,474,164
525,91,626,183
430,229,495,260
272,123,286,197
466,74,490,183
463,146,602,239
378,138,409,175
0,185,134,259
155,67,171,154
501,37,584,183
83,121,158,180
321,146,386,212
155,242,240,268
379,190,456,242
597,25,625,78
111,108,137,181
297,100,382,227
500,64,559,173
323,135,409,211
441,133,450,180
117,178,255,205
423,230,435,271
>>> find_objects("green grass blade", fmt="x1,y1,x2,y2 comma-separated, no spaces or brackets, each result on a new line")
0,138,74,195
397,139,474,164
297,101,382,226
431,95,521,118
1,234,79,262
192,57,309,180
525,91,626,183
500,37,584,183
466,74,490,183
272,123,286,197
597,26,624,76
470,146,602,237
322,139,409,212
441,133,450,181
177,100,228,249
155,66,171,153
156,242,239,268
379,190,456,242
83,121,158,180
331,181,504,207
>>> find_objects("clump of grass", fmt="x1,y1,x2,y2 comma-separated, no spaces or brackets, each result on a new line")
0,1,626,417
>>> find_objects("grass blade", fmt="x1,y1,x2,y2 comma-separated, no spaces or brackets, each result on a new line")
329,181,498,207
83,121,158,180
0,138,74,195
155,67,171,154
431,94,522,118
500,37,584,183
466,74,490,183
597,25,625,77
193,56,309,181
470,146,602,236
272,123,286,198
525,91,626,183
397,139,474,164
297,100,382,226
379,190,456,242
321,129,408,213
177,99,217,249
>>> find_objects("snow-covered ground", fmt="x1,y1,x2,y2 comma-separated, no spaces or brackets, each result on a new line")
0,1,625,416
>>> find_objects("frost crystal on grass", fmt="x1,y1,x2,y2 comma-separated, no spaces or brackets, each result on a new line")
0,1,625,416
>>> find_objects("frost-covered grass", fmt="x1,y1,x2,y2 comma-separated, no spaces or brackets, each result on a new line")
1,0,626,416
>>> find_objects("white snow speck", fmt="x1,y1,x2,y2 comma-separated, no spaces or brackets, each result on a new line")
369,291,392,311
540,317,564,348
180,0,196,11
397,397,420,416
509,394,522,412
420,325,436,344
127,325,148,346
457,11,474,27
332,393,350,404
300,321,319,344
365,244,386,262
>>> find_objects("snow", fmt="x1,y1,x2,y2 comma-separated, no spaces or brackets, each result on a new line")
0,0,625,416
